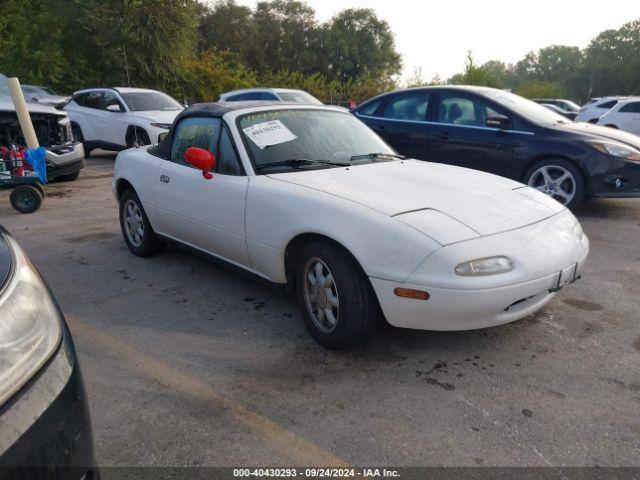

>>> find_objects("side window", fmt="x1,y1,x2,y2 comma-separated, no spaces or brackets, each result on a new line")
81,91,102,109
437,94,507,127
217,126,243,175
103,91,124,111
260,92,279,100
598,100,617,109
357,99,383,116
72,93,87,107
170,117,221,166
227,92,263,101
382,92,429,121
619,102,640,113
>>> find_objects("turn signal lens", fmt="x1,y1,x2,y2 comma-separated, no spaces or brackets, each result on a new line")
394,288,430,300
454,256,514,276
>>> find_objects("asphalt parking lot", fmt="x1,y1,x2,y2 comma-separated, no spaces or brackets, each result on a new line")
1,153,639,467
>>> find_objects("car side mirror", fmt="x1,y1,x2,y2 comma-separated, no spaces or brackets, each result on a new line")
486,114,510,130
185,147,216,180
106,104,123,112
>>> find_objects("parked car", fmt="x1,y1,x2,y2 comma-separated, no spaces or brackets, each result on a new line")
65,87,184,156
220,88,323,105
113,102,589,349
575,96,631,123
353,86,640,208
597,98,640,135
532,98,580,113
0,226,97,477
0,74,84,181
540,103,577,121
21,84,69,109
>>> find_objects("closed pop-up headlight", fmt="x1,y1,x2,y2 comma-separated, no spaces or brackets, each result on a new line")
0,234,62,405
454,256,514,276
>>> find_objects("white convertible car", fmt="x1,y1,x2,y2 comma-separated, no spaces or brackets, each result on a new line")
113,103,589,349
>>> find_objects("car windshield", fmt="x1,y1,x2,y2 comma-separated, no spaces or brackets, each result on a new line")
484,90,568,125
120,91,183,112
277,90,323,105
239,109,396,172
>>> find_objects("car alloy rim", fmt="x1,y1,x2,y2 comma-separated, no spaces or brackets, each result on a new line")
303,257,340,334
124,199,144,247
528,165,576,205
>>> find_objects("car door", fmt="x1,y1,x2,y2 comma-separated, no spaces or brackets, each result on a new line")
427,91,515,176
154,116,250,267
68,91,104,142
355,91,431,160
100,90,129,147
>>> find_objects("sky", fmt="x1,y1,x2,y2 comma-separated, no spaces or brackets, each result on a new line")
232,0,638,80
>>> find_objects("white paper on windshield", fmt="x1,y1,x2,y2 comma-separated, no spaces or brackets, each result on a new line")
243,120,297,149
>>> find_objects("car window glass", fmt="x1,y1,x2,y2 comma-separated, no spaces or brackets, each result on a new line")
103,91,124,111
217,127,243,175
358,99,383,116
81,91,102,109
382,92,429,121
228,92,263,101
598,100,617,109
170,117,221,166
619,102,640,113
438,95,480,126
259,92,279,100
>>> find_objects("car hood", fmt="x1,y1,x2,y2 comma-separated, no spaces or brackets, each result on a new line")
0,97,66,116
268,160,564,240
553,121,640,150
133,110,182,123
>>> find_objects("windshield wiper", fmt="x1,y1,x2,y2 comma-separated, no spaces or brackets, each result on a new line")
255,158,351,172
349,152,406,162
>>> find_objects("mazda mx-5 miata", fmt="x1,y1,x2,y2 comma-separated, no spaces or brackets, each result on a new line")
113,102,589,349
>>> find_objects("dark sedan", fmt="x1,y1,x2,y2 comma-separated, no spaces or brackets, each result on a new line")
0,227,97,479
354,86,640,208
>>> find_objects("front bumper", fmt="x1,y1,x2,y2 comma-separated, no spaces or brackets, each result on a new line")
589,154,640,198
0,324,97,479
372,210,590,330
45,142,85,179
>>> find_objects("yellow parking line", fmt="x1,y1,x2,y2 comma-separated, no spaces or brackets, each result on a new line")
67,316,348,467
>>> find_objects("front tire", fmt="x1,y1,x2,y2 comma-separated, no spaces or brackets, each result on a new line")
55,169,80,182
119,189,166,256
525,158,586,209
295,241,377,349
127,129,150,148
72,124,92,157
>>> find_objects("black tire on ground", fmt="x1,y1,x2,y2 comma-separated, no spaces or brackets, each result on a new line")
524,158,586,210
295,240,377,349
72,124,92,157
55,169,81,182
10,185,43,214
118,189,166,257
127,129,151,148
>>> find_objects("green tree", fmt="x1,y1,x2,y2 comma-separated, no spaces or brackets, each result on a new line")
320,8,402,82
516,80,567,99
199,0,255,64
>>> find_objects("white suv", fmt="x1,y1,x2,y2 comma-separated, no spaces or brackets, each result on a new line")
65,87,183,156
575,96,630,124
597,98,640,135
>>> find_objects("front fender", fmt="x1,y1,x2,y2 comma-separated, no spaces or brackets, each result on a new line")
245,176,441,283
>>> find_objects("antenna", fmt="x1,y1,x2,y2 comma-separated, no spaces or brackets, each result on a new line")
122,44,139,148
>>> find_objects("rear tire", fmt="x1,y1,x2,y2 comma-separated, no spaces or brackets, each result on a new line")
295,240,377,349
10,185,43,214
119,189,166,256
525,158,586,209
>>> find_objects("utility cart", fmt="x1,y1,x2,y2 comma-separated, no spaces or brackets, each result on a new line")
1,146,45,214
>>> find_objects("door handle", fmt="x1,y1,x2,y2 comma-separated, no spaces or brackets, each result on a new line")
160,175,170,183
99,119,107,123
437,132,452,140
